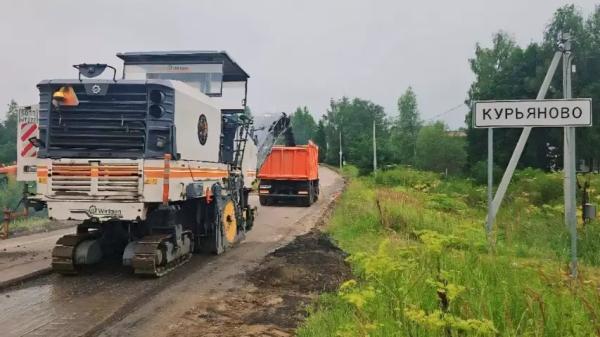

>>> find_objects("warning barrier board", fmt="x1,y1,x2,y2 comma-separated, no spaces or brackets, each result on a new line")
16,105,39,182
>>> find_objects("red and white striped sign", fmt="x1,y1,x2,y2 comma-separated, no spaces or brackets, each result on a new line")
20,122,38,157
16,105,39,182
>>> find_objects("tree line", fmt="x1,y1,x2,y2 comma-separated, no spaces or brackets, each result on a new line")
291,4,600,177
291,89,467,176
0,101,18,165
467,4,600,172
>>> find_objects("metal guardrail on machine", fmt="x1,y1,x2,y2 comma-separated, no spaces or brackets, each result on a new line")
0,175,40,240
1,207,29,240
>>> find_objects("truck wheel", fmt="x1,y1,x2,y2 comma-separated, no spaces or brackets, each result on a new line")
309,183,316,205
302,187,313,207
259,196,269,206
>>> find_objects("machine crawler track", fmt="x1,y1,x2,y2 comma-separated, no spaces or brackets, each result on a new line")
131,233,193,277
51,231,100,274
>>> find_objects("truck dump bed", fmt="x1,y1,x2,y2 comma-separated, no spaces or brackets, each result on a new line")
257,143,318,181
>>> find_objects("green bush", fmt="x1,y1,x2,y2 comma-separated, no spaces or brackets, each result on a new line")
435,177,486,207
341,165,359,179
374,166,440,190
0,176,24,210
578,220,600,265
468,160,503,185
426,193,468,213
510,168,563,206
415,122,467,175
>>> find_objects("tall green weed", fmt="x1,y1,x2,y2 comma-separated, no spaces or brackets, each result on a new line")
299,168,600,337
0,176,24,210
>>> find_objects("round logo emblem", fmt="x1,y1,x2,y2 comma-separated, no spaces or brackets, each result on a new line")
88,205,97,214
197,114,208,145
91,84,102,94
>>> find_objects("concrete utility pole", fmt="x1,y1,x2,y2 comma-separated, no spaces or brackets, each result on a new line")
339,129,343,170
560,32,578,278
373,119,377,173
486,128,493,236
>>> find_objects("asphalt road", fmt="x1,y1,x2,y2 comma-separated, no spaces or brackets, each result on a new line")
0,226,73,288
0,166,343,337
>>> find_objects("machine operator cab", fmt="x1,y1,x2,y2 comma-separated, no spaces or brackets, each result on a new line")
116,51,249,114
117,51,257,176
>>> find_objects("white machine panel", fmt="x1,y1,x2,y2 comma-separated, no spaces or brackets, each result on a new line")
172,82,222,161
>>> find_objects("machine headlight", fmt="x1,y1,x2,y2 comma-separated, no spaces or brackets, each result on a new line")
155,135,167,149
150,90,165,103
149,104,165,118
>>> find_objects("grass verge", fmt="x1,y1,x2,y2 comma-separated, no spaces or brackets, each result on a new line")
298,167,600,337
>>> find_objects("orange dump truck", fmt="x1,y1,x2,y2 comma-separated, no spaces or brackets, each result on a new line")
257,142,319,206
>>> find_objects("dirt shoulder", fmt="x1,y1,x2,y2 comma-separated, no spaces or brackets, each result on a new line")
160,174,349,337
159,174,349,337
165,229,351,337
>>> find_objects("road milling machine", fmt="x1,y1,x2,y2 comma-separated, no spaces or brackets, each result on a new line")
24,51,291,276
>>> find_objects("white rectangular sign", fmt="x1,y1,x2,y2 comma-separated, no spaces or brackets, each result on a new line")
16,105,40,182
474,99,592,128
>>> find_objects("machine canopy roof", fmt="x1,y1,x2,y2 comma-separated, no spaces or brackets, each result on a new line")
116,50,249,82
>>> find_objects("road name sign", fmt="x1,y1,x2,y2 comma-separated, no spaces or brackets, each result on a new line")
474,99,592,128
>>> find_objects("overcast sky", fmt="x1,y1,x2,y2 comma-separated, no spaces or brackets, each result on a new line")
0,0,597,129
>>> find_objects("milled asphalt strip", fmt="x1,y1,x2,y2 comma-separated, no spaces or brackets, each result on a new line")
0,225,74,291
0,227,74,291
0,267,53,291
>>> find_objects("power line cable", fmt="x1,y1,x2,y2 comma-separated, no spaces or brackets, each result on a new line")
426,103,466,121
